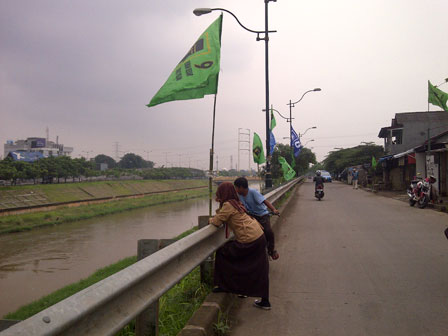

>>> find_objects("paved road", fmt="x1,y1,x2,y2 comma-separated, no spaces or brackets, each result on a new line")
230,181,448,336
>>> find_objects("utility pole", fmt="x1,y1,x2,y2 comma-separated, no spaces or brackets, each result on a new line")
230,155,233,170
163,152,169,167
114,142,120,162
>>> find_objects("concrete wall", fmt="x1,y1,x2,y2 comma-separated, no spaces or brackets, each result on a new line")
385,112,448,155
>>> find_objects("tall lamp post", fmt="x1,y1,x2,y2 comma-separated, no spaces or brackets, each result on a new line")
194,2,277,188
287,88,321,140
303,139,315,147
286,88,320,159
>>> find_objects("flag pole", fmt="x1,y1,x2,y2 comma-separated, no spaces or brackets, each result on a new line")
209,94,218,217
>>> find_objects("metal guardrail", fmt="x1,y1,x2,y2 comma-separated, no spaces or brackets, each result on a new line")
0,177,302,336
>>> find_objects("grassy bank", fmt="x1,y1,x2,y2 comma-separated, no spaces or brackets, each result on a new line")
4,227,211,336
0,179,207,210
0,187,209,235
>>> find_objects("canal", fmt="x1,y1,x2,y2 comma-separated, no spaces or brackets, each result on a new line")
0,196,220,317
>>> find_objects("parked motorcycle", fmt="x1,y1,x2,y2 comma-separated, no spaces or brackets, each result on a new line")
315,184,324,201
407,175,436,209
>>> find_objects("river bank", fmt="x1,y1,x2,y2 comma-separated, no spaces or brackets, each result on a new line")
0,186,209,234
0,179,208,213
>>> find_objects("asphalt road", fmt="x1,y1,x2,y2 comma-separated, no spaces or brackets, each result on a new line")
230,181,448,336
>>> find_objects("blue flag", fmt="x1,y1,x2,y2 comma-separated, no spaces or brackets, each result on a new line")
291,127,302,157
270,131,276,155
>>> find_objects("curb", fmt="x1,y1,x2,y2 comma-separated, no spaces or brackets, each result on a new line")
177,293,234,336
361,186,447,212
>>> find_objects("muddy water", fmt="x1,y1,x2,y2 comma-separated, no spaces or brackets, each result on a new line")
0,197,219,317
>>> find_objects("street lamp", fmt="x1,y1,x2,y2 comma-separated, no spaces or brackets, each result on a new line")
304,139,315,147
194,3,277,188
286,88,320,157
300,126,317,137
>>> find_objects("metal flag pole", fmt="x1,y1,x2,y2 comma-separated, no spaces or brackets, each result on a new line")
209,94,218,217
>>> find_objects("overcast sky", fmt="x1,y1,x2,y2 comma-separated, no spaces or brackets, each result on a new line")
1,1,448,169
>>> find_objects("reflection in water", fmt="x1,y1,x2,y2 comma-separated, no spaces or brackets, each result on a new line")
0,197,218,317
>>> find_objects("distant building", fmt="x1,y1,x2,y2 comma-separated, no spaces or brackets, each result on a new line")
4,137,74,159
378,111,448,156
378,111,448,193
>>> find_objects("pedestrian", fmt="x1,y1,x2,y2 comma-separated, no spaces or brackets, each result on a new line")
352,168,359,189
209,182,271,310
234,177,280,260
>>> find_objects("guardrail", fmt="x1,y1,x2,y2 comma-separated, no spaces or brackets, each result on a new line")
0,177,303,336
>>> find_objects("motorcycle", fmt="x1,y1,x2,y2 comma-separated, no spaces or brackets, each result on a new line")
315,184,324,201
407,175,436,209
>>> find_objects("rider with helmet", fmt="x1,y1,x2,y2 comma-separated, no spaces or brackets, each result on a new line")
313,170,325,189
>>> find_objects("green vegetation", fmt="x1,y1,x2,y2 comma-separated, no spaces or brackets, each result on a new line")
4,227,210,336
322,143,384,176
0,187,208,234
214,312,231,336
0,152,205,185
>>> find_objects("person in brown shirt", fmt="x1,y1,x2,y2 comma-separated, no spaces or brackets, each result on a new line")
209,182,271,310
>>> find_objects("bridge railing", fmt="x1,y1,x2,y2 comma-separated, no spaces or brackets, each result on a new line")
0,177,303,336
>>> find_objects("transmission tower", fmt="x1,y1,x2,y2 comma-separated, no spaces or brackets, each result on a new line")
237,128,251,173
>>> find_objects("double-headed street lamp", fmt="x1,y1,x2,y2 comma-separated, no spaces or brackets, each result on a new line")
304,139,315,147
287,88,321,140
194,2,277,188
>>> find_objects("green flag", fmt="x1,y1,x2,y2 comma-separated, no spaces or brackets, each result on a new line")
270,108,277,130
147,15,223,107
290,148,296,171
428,80,448,112
372,156,377,170
278,156,296,181
253,132,266,164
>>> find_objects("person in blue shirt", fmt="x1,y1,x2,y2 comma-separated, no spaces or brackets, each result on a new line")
234,177,280,260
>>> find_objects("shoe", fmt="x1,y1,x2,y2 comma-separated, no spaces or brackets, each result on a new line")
253,299,271,310
212,286,226,293
237,294,248,298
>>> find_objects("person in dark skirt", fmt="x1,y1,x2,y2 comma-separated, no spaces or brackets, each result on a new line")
209,182,271,310
234,177,280,260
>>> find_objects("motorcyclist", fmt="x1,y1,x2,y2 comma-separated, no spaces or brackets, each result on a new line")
313,170,325,190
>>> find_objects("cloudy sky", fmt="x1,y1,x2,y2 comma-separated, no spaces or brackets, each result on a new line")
1,0,448,169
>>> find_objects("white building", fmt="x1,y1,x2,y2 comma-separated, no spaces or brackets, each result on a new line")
4,137,73,158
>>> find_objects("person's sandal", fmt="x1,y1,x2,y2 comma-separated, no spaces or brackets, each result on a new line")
269,250,279,260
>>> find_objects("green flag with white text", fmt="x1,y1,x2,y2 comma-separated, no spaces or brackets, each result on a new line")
278,156,296,181
147,15,223,107
253,132,266,164
372,156,377,170
428,80,448,112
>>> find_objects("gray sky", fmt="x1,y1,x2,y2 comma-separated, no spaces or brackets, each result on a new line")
1,0,448,169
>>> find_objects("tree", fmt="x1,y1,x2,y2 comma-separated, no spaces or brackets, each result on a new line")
94,154,117,169
0,159,17,183
118,153,153,169
323,144,384,176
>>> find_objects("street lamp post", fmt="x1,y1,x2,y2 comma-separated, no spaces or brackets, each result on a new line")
194,3,277,188
287,88,320,156
304,139,315,147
